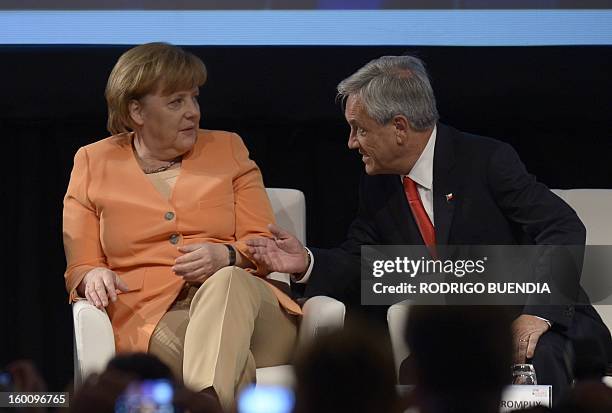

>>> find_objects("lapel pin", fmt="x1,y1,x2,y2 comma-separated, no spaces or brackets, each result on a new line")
445,193,454,202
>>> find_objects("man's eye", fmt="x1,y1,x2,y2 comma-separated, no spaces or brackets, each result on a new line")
357,127,367,136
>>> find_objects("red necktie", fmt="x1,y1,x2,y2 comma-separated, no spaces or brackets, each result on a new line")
403,177,436,248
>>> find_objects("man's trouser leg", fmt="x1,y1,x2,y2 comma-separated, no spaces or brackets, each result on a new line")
531,330,571,406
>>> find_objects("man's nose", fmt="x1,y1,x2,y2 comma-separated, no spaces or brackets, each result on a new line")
347,134,358,149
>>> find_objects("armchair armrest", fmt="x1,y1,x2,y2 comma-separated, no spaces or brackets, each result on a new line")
387,300,414,380
297,296,345,349
72,300,115,386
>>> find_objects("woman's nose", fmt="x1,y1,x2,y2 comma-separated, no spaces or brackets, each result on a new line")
185,98,200,118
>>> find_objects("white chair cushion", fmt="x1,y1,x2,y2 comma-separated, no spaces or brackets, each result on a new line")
255,365,296,388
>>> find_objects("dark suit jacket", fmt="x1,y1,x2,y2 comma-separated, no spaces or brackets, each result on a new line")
301,123,608,342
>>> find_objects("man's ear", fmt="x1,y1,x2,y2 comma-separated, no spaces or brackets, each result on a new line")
393,115,410,144
128,99,145,127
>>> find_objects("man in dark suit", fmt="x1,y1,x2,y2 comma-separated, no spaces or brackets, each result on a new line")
247,55,610,403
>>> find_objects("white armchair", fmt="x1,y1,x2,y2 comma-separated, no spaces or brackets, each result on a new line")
72,188,345,387
387,189,612,382
552,189,612,334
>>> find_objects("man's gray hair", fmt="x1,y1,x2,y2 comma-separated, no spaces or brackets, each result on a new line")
337,55,439,131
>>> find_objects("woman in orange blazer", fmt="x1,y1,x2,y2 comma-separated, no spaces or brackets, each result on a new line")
63,43,301,412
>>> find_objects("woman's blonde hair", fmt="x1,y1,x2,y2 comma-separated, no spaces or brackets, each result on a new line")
105,42,207,134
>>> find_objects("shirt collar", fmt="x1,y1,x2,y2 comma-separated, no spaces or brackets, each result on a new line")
404,125,436,190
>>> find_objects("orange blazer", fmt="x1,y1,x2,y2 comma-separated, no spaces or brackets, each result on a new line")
63,129,301,353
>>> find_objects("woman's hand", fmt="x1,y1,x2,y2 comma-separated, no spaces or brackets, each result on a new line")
78,267,129,309
173,243,229,283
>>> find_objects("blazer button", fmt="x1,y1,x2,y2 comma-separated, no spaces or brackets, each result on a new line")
165,211,175,221
169,233,180,244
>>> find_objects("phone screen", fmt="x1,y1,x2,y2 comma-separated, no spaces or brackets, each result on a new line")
115,379,175,413
237,385,294,413
0,371,13,391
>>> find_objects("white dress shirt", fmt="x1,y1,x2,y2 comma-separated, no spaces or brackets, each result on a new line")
403,125,437,225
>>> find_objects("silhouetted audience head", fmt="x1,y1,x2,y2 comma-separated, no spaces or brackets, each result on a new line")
71,353,221,413
106,352,174,381
404,306,513,413
293,320,399,413
555,381,612,413
1,360,47,413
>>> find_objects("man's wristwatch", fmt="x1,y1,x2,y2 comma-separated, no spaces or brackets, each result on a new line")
225,244,236,266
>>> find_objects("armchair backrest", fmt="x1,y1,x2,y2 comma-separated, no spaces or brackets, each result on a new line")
552,189,612,245
552,189,612,333
265,188,306,244
265,188,306,284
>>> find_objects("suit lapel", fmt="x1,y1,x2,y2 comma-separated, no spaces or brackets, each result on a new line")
433,124,457,245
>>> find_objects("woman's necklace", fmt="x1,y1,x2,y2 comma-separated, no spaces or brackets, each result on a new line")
142,159,181,174
133,134,182,174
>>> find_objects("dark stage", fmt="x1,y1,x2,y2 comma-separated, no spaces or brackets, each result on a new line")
1,45,610,390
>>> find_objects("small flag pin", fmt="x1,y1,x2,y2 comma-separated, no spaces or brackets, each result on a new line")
445,193,454,202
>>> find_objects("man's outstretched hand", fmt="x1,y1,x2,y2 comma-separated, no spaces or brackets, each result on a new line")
246,224,309,275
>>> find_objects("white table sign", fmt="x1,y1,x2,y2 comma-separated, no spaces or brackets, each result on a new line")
500,385,552,412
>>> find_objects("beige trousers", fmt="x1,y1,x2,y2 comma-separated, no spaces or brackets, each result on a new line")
148,266,298,412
